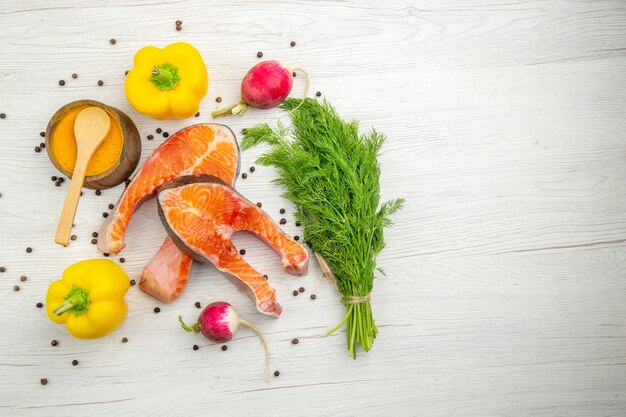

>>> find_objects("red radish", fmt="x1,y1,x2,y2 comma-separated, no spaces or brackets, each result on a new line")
178,301,270,382
211,60,309,117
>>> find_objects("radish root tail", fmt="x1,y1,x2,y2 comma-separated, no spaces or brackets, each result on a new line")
240,319,271,383
288,67,310,115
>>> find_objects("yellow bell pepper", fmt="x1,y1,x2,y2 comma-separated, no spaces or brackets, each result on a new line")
46,259,130,339
125,42,208,120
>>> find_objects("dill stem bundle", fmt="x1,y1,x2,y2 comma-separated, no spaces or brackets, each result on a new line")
242,98,403,358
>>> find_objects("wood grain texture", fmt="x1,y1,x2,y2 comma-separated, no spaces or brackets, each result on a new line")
1,0,626,416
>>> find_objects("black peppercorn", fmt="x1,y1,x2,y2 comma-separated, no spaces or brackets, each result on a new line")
195,301,201,308
72,359,79,366
36,302,43,308
263,274,268,280
298,287,305,293
59,80,65,86
70,235,77,241
103,253,109,257
122,337,128,343
290,41,296,47
274,370,280,377
156,128,162,134
291,338,299,344
310,294,316,300
176,26,182,31
242,173,248,179
280,208,285,214
97,80,104,86
91,238,97,245
295,221,301,227
256,202,262,208
216,97,222,103
40,378,48,385
294,235,299,241
0,113,6,119
95,189,101,195
147,134,154,140
13,285,20,291
154,307,161,313
51,176,57,181
34,146,41,153
108,204,114,209
119,258,125,263
109,38,116,45
257,51,263,58
221,345,227,351
130,279,136,286
316,91,321,97
293,290,298,296
195,112,200,117
249,166,255,173
163,132,169,138
26,247,32,253
239,249,246,255
20,275,27,282
102,212,108,218
92,231,98,238
193,344,199,350
72,73,78,79
0,266,5,272
280,218,287,225
40,131,46,137
51,340,58,347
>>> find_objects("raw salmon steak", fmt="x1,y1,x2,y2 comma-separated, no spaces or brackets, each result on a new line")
157,175,309,317
97,124,240,302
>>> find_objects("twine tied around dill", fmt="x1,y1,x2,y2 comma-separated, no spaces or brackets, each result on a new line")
314,253,371,305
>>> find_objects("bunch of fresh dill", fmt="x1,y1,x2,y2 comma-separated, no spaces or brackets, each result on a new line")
242,98,403,358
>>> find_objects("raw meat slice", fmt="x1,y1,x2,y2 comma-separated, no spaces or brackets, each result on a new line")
139,237,193,302
99,123,240,254
157,175,309,317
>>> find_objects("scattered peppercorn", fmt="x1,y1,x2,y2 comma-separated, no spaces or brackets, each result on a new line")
36,302,43,308
292,72,297,77
290,41,296,47
176,20,182,26
13,285,20,291
40,378,48,385
257,51,263,58
130,279,136,286
147,134,154,140
125,70,129,76
256,202,262,208
91,238,97,245
216,96,222,103
154,307,161,313
274,371,280,377
70,235,77,241
54,181,61,187
0,267,5,273
109,38,116,45
156,128,162,134
293,290,298,296
51,340,58,347
280,208,286,214
0,113,5,119
72,73,78,79
249,166,255,173
59,80,65,86
242,173,248,179
39,142,45,148
176,26,182,31
119,258,125,263
263,274,268,280
51,176,57,181
221,345,227,351
108,204,114,209
26,247,32,253
295,221,301,226
163,132,169,138
193,344,199,350
103,253,110,257
294,235,300,241
102,212,108,218
20,275,27,282
280,218,287,225
40,131,46,137
239,249,246,255
291,338,299,344
122,337,128,343
97,80,104,86
72,359,79,366
310,294,316,300
34,146,41,153
194,112,200,117
125,179,131,186
195,301,201,308
95,189,101,195
316,91,322,97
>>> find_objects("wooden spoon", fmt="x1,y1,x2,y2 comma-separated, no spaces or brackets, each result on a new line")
54,107,110,246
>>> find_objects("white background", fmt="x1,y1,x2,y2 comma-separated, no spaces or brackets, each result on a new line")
1,1,625,416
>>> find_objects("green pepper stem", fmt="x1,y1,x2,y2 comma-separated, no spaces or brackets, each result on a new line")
150,63,180,91
178,315,200,333
53,288,89,316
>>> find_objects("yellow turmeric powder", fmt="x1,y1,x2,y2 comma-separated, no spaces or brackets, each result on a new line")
50,107,123,176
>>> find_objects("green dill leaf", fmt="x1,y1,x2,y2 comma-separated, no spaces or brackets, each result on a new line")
243,98,403,358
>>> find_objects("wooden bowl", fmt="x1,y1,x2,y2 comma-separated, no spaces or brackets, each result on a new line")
45,100,141,190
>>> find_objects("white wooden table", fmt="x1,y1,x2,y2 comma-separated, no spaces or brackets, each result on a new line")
1,1,625,416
